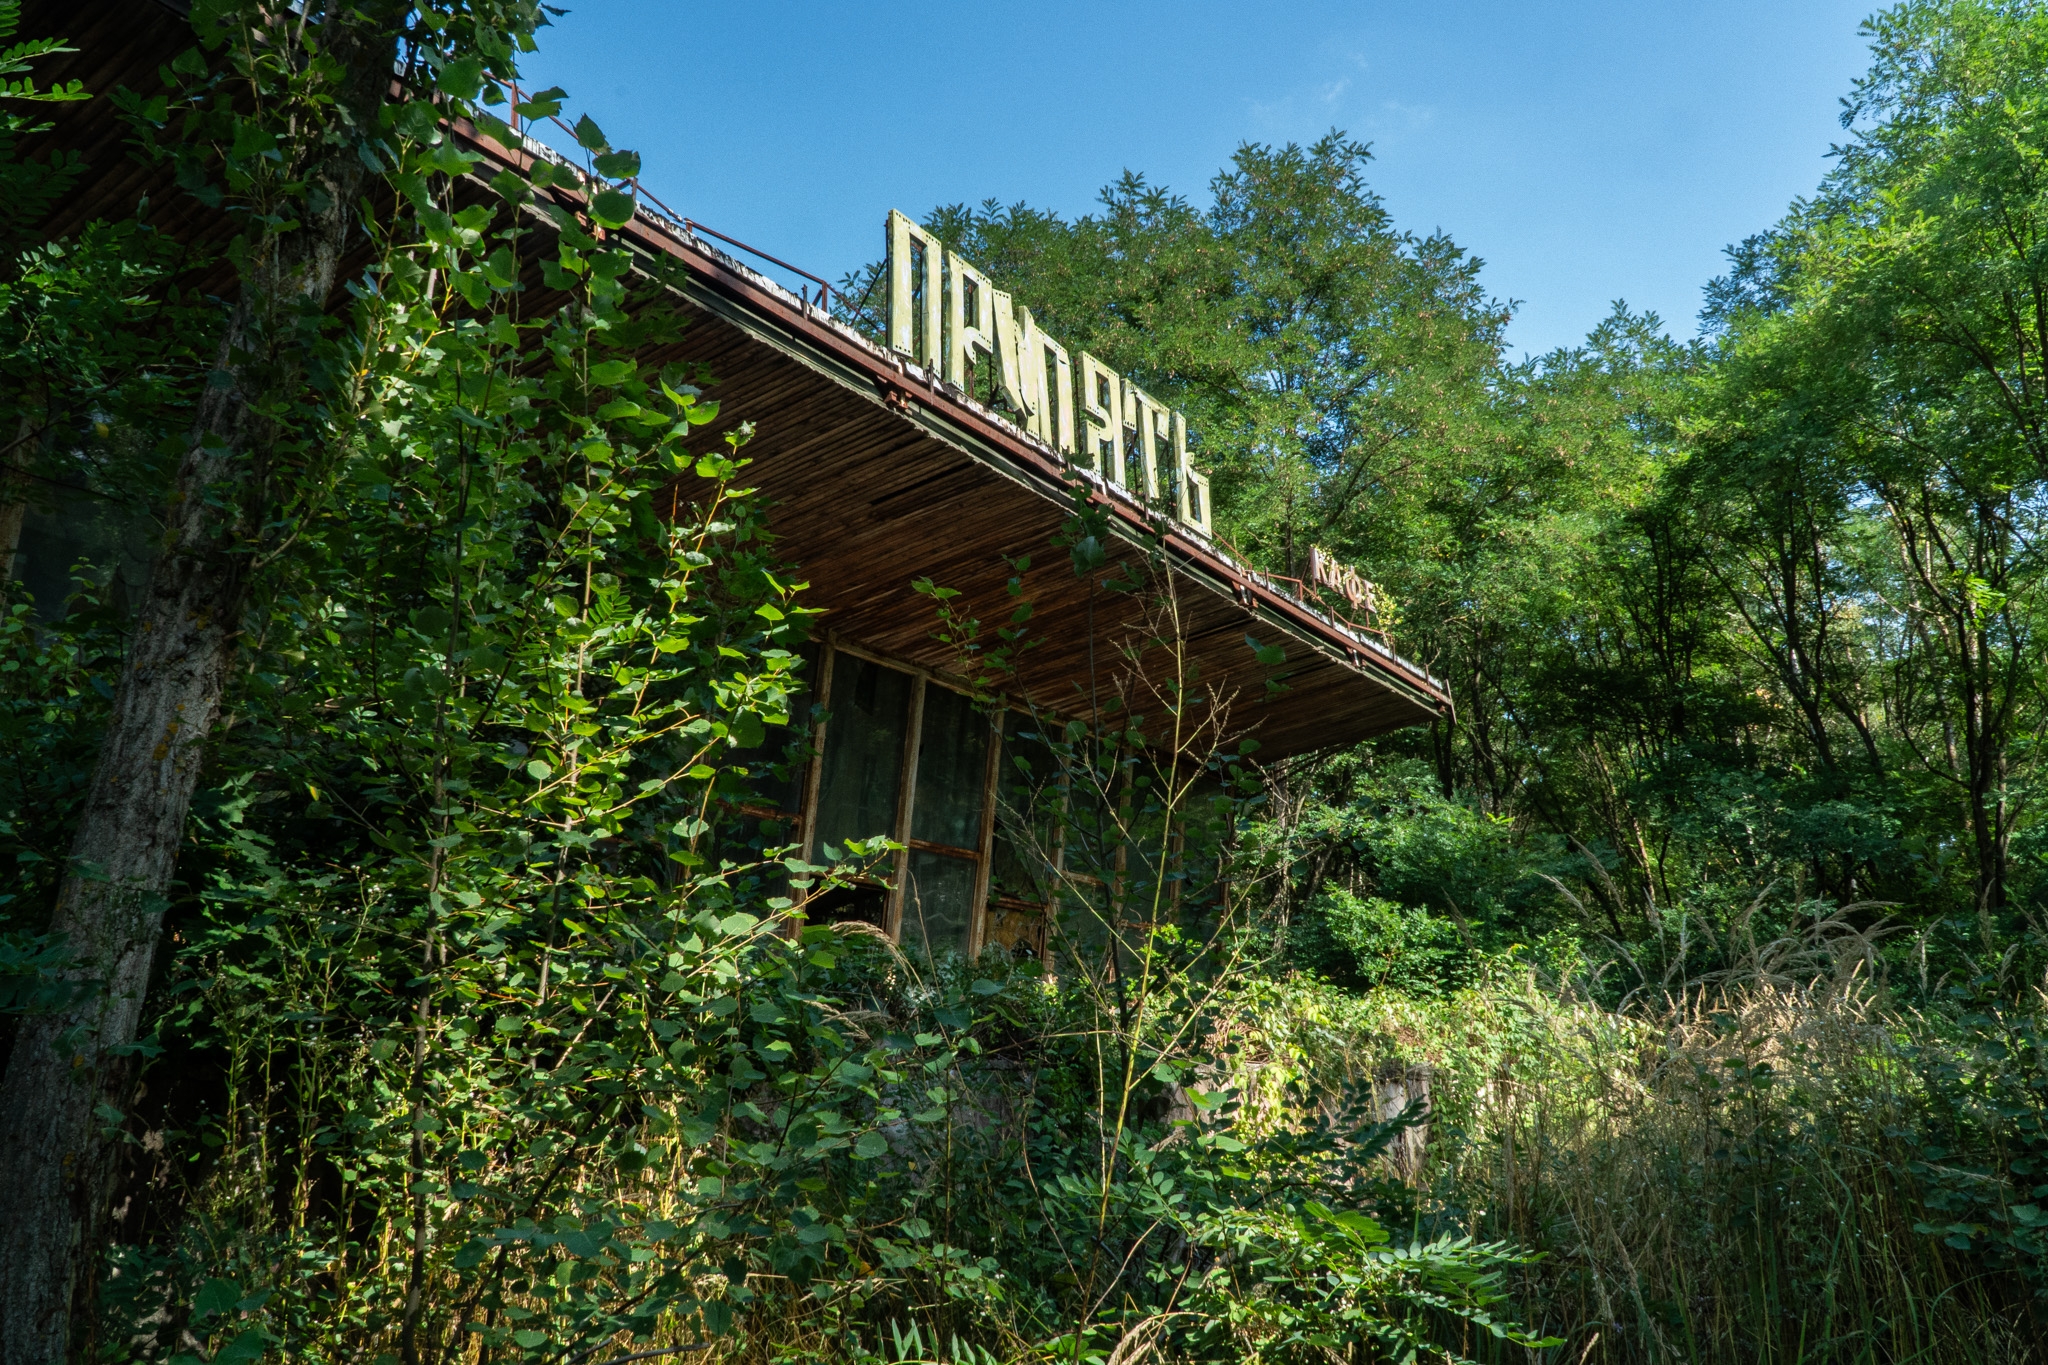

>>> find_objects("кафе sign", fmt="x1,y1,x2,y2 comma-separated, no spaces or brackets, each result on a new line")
885,210,1213,536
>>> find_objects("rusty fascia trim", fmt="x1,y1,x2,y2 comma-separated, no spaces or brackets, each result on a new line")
446,117,1453,720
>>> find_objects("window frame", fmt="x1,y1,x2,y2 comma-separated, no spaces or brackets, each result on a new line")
783,639,1225,968
795,640,1014,958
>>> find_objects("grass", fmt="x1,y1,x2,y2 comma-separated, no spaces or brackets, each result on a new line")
1232,965,2044,1364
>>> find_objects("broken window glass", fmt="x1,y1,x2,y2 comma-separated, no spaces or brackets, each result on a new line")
802,881,890,932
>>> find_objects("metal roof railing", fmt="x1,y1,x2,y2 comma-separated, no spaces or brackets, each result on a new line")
502,80,831,312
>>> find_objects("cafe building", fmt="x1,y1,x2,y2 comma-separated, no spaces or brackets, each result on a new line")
27,0,1452,963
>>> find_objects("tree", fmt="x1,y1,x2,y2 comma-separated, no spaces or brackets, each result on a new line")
0,3,545,1355
1694,0,2048,917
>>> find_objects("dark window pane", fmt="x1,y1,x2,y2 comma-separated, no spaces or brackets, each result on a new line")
706,646,819,904
990,715,1059,904
988,836,1051,908
911,684,988,851
1176,775,1232,937
1062,746,1120,882
904,851,976,960
814,654,911,853
1054,879,1117,974
1123,764,1185,917
752,642,818,815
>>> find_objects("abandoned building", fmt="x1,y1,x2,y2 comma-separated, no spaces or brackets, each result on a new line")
17,0,1451,964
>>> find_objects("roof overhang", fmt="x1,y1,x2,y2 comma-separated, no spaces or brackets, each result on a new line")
24,0,1452,759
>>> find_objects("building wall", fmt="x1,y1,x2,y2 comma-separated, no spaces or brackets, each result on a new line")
762,640,1226,969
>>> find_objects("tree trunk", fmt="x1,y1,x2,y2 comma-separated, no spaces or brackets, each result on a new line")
1371,1059,1434,1180
0,12,398,1356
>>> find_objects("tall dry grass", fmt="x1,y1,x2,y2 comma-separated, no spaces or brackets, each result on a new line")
1234,966,2043,1364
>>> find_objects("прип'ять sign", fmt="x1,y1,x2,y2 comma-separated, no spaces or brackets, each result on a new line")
884,210,1213,536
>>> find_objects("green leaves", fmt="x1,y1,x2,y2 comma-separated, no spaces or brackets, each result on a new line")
112,10,838,1349
0,931,83,1015
592,149,640,180
1244,635,1286,668
435,53,484,103
1302,1199,1389,1246
589,187,635,230
514,85,566,120
1188,1200,1556,1359
191,1278,242,1319
212,1331,271,1364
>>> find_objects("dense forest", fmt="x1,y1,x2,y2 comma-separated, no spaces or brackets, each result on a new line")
1,0,2045,1362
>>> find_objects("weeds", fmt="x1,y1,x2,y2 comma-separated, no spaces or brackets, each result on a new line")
1226,964,2044,1363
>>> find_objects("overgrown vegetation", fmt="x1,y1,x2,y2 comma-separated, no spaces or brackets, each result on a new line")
3,0,2047,1362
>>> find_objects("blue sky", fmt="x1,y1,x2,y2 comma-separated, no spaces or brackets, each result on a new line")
516,1,1877,359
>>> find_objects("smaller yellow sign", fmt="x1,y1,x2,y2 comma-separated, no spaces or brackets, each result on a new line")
1308,546,1376,619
